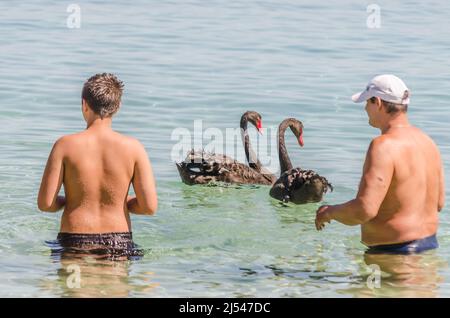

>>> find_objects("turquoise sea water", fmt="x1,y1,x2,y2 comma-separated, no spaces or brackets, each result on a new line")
1,0,449,297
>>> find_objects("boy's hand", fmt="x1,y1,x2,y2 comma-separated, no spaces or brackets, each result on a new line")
126,195,136,211
56,195,66,207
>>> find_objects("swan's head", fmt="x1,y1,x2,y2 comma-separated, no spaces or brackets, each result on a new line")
242,111,263,134
288,118,304,147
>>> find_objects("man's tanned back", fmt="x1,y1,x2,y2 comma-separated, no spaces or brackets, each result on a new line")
361,126,443,245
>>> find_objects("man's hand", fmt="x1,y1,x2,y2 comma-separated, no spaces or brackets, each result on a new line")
315,205,333,231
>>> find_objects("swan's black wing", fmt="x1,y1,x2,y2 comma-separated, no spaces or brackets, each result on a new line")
270,168,332,204
176,150,274,185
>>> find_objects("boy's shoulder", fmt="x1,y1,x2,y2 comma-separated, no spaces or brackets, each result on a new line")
53,133,79,147
113,132,144,148
111,133,148,159
53,131,146,155
53,132,87,148
56,130,140,142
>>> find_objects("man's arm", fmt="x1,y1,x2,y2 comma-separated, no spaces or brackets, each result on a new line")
438,152,445,212
37,138,66,212
127,141,158,215
315,138,394,230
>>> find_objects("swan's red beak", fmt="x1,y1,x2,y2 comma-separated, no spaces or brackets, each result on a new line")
256,120,263,135
298,132,304,147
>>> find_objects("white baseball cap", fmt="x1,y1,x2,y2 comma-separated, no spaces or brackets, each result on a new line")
352,74,410,105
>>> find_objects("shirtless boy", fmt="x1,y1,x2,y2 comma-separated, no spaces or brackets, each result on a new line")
315,74,445,254
38,73,157,255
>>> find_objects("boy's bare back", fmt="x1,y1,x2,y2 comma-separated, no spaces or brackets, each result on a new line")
38,124,157,234
38,73,157,254
60,127,156,233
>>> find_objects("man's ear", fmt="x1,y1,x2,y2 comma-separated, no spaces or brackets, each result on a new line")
376,97,383,110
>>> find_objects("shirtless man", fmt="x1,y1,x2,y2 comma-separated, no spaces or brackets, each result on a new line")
315,74,445,254
37,73,157,255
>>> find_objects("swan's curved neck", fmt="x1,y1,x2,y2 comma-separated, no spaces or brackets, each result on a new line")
240,115,261,171
278,120,295,175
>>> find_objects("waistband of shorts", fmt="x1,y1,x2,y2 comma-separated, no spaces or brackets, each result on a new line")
58,232,132,237
366,234,438,254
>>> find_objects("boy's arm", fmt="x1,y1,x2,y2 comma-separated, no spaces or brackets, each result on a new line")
127,141,158,215
37,138,66,212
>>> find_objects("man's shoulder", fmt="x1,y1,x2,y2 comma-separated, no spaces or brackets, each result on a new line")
413,127,439,147
369,135,393,150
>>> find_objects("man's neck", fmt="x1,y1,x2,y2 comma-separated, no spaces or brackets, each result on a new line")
379,113,410,134
86,117,113,130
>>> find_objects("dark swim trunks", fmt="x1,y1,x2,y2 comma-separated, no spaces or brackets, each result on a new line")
46,232,144,260
365,234,438,255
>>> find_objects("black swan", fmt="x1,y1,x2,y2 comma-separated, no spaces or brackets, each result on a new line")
176,111,277,185
269,118,332,204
